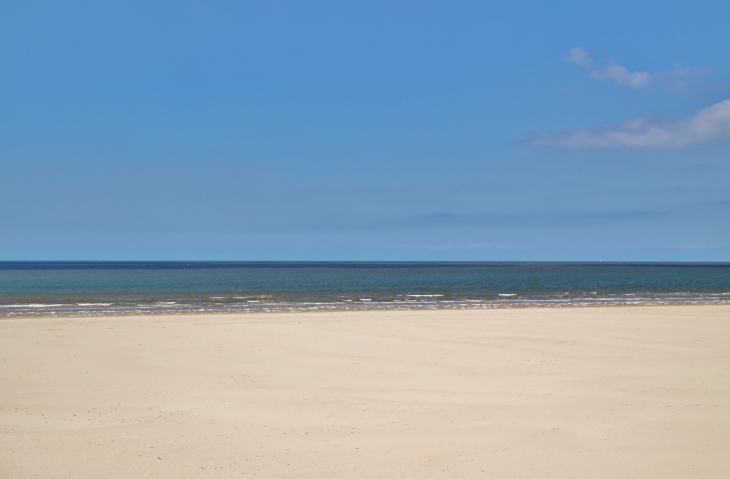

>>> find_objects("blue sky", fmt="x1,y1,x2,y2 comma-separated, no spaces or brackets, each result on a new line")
2,1,729,260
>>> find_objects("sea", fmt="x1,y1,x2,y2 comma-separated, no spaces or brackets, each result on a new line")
1,262,729,317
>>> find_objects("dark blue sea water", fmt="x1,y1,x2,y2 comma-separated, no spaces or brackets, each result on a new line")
1,262,729,316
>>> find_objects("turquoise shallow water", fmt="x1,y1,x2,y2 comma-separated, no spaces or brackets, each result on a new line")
1,262,729,316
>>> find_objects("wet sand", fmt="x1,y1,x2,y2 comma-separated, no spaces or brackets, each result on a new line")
1,305,729,478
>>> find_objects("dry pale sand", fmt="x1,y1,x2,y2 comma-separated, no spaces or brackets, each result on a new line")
1,306,729,479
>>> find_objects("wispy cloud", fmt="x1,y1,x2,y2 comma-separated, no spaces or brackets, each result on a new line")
563,47,592,68
564,47,650,88
590,65,650,88
681,243,727,250
526,99,730,148
572,210,659,220
410,243,517,251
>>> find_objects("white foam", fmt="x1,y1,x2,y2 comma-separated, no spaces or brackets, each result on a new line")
4,304,64,308
498,294,517,297
360,299,372,301
77,303,113,306
407,294,444,297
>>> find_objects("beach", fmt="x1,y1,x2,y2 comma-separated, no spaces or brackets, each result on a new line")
1,305,728,478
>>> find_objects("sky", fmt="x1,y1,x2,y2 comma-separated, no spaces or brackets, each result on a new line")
2,1,729,261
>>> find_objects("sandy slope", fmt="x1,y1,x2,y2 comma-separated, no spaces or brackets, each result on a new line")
1,305,729,478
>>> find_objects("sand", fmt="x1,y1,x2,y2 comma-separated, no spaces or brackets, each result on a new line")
1,305,729,478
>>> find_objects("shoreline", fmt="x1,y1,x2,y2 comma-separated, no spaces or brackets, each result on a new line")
3,298,730,320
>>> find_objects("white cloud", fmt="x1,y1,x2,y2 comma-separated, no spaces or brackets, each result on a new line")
563,47,592,68
564,47,652,89
526,99,730,148
590,65,651,88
